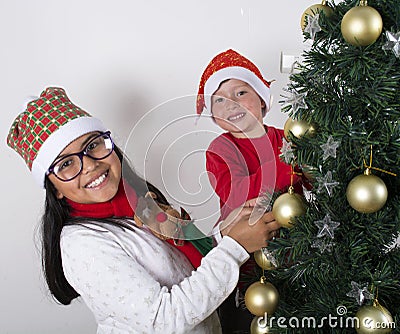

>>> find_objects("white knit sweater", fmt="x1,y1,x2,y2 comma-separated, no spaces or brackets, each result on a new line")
60,221,249,333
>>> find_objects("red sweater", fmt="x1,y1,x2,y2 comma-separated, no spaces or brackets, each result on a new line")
206,125,302,220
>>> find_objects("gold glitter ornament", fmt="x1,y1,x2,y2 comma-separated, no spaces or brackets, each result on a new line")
250,315,271,334
355,300,393,334
346,169,388,214
272,186,306,228
301,0,333,30
341,0,383,46
244,276,279,316
254,249,276,270
284,118,316,140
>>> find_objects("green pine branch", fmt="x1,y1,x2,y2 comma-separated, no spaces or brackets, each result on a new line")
268,0,400,333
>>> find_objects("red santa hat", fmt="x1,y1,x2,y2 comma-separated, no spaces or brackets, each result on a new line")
6,87,107,188
196,49,271,115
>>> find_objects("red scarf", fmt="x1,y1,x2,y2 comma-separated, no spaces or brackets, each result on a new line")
66,180,203,268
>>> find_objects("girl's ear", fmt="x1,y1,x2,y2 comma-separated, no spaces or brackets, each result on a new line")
56,189,64,200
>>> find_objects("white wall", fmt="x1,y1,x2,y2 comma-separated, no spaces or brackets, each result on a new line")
1,0,317,332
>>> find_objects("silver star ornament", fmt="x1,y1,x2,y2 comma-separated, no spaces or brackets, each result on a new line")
320,136,340,161
385,232,400,253
311,238,334,253
304,13,322,40
382,31,400,58
316,171,340,197
261,247,278,267
346,281,373,306
281,86,307,113
280,138,295,164
314,214,340,239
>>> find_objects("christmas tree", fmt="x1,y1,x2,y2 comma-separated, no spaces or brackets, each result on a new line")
246,0,400,333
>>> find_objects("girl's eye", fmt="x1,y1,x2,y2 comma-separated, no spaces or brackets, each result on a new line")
57,158,73,171
237,90,246,97
86,140,99,152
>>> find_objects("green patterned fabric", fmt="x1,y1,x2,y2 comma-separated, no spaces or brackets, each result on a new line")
182,223,214,256
7,87,90,170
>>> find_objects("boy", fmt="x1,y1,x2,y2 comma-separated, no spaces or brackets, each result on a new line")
197,49,303,221
196,49,304,333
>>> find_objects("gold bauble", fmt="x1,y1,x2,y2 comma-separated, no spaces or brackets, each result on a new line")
341,3,383,46
355,303,393,334
244,278,279,316
284,118,316,140
254,250,276,270
346,170,388,214
301,1,333,30
250,315,271,334
272,188,306,228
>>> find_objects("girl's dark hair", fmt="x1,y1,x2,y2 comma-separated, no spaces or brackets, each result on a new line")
41,145,168,305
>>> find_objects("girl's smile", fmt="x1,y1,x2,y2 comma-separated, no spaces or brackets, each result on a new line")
48,132,122,204
84,170,109,189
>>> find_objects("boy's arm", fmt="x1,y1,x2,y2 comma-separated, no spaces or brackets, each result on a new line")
206,129,305,220
206,146,276,219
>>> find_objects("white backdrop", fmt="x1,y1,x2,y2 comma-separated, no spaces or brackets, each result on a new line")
1,0,318,332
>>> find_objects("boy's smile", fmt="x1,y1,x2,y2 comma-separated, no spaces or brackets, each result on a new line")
227,111,246,122
211,79,266,138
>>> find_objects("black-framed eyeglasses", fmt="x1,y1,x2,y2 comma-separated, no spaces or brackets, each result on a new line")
46,131,114,182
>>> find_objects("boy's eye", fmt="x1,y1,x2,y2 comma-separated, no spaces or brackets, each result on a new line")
213,97,224,104
237,90,247,96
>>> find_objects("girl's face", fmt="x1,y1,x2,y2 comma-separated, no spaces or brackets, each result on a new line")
211,79,266,138
48,132,122,204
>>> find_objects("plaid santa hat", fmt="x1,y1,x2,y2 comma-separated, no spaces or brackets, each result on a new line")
7,87,107,188
196,49,271,115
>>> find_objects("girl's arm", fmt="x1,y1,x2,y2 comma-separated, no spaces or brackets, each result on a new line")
60,224,249,333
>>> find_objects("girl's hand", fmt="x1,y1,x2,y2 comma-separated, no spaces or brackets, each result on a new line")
221,203,280,254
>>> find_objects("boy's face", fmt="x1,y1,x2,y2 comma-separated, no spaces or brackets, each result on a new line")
211,79,266,138
48,132,122,204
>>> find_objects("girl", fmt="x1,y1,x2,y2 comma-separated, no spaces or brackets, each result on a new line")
7,87,279,334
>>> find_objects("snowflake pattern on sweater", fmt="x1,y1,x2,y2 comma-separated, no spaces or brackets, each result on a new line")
60,221,249,334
